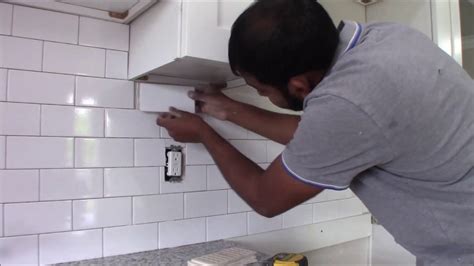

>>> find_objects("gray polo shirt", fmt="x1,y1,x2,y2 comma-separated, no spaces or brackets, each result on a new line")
282,21,474,265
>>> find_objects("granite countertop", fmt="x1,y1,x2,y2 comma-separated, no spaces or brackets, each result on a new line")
55,240,270,266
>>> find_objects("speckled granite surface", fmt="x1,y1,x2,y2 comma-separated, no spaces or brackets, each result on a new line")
54,240,270,266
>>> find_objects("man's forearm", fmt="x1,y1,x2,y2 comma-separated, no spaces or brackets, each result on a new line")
227,102,300,144
200,126,265,211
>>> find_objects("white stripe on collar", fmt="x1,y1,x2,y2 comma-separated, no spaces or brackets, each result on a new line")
342,21,363,54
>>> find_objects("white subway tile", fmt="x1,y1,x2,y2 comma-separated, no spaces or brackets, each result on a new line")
41,105,104,137
104,167,159,197
0,36,42,71
312,200,342,223
203,116,248,140
139,83,195,113
7,70,75,105
73,197,131,230
0,102,40,135
6,137,73,169
75,138,133,168
39,229,102,264
304,191,328,204
13,6,78,44
4,201,71,236
79,17,129,51
0,69,6,101
186,143,214,165
159,218,205,249
159,166,206,194
325,189,354,201
228,190,252,213
248,212,283,234
282,204,313,229
0,136,5,169
43,42,105,77
133,194,183,224
207,165,230,190
0,235,38,264
135,139,166,167
0,170,39,203
266,141,285,162
76,77,134,108
230,140,267,163
40,169,103,200
0,3,13,35
184,190,227,219
106,50,128,79
339,197,368,216
104,223,157,257
207,213,247,241
105,109,160,138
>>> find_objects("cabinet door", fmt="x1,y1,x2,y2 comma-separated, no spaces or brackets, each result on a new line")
182,0,254,63
319,0,366,24
366,0,432,39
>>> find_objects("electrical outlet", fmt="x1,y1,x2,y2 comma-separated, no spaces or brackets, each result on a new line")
165,145,183,182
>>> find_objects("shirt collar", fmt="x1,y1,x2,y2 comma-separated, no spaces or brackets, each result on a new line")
332,20,364,62
303,21,363,109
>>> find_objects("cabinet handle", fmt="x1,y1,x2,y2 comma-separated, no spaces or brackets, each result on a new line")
354,0,380,6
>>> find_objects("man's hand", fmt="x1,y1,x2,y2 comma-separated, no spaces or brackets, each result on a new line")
189,91,240,121
156,107,211,143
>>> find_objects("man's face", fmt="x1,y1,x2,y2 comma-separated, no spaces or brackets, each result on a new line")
243,75,304,111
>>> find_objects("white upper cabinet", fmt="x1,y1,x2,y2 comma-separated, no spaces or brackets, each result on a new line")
5,0,156,23
318,0,366,25
366,0,433,39
128,0,254,83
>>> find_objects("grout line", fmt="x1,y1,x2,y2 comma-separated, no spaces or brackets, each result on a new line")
0,32,129,53
0,189,236,204
0,66,131,81
2,100,135,111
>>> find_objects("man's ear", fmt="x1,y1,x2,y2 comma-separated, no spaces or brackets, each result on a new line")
288,75,312,100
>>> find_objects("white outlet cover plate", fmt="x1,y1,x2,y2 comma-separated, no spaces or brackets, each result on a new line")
139,83,195,113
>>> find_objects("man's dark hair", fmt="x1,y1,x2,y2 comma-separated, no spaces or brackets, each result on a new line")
229,0,339,89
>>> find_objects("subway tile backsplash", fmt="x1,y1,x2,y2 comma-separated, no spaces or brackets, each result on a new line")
0,4,367,265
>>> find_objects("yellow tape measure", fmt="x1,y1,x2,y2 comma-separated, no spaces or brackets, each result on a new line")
272,253,308,266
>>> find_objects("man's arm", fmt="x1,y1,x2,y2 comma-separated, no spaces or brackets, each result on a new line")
157,109,322,217
190,91,300,145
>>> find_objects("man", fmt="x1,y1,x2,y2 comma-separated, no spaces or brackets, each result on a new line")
157,0,474,265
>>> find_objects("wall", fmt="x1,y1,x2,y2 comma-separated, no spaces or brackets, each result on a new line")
0,3,368,265
460,0,474,77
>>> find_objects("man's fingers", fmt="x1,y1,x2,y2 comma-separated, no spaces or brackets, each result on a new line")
169,107,189,117
188,91,219,104
188,91,203,101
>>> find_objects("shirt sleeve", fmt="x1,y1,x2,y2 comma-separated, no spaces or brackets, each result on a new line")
282,95,393,190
